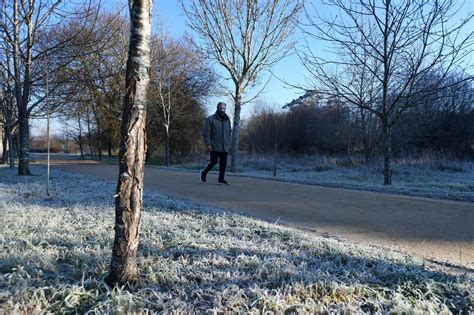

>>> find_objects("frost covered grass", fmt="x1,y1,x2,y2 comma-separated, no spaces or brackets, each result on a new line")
0,165,473,313
172,154,474,202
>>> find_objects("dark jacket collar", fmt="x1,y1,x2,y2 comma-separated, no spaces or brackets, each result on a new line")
214,111,230,121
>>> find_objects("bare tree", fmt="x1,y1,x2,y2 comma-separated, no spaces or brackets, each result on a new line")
0,71,17,168
49,11,128,161
62,117,86,159
301,0,474,185
149,37,188,167
148,36,214,166
0,0,99,175
182,0,303,172
107,0,154,286
62,12,128,160
0,1,17,168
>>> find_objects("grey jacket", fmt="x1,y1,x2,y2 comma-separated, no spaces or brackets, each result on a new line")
202,112,232,152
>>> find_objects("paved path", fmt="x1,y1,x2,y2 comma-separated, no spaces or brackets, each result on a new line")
51,162,473,268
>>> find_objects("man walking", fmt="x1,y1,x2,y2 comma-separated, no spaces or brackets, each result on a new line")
201,102,232,185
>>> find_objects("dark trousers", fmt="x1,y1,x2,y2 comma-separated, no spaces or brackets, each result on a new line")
203,151,228,180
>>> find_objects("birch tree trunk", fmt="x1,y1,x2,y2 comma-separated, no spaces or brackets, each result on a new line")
230,89,242,172
86,109,94,159
107,0,153,286
94,106,103,161
165,127,170,167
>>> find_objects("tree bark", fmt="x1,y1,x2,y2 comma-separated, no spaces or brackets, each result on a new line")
359,108,371,163
165,128,170,167
8,128,14,168
12,133,18,159
107,0,153,286
382,119,392,185
86,109,94,160
1,129,6,164
98,137,102,161
230,89,242,173
78,117,84,159
18,108,31,175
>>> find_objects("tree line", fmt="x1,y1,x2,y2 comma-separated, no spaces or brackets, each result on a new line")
2,0,472,186
1,3,213,170
243,72,474,164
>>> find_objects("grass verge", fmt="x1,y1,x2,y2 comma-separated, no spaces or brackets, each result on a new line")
1,166,472,313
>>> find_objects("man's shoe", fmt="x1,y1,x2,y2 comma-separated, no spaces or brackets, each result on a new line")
218,179,229,185
200,170,206,183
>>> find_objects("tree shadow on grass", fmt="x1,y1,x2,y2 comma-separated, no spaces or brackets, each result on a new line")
2,232,471,313
139,241,472,312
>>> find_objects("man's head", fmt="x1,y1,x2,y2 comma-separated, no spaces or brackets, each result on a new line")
217,102,226,116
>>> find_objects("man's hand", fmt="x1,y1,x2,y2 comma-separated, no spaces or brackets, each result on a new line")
207,145,212,152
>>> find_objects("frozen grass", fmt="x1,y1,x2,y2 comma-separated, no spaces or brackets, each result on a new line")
172,154,474,202
0,165,472,313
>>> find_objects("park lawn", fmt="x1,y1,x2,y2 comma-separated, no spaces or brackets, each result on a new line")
0,166,472,313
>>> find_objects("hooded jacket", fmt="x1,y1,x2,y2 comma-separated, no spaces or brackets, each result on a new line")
202,112,232,152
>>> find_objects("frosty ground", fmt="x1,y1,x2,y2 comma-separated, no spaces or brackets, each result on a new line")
172,154,474,202
0,166,472,313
